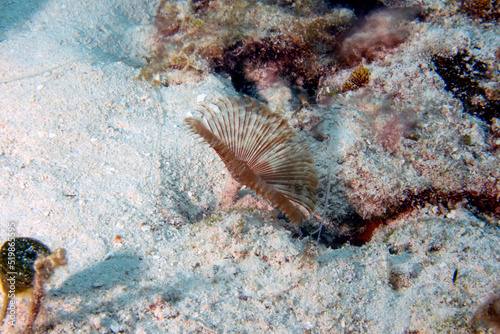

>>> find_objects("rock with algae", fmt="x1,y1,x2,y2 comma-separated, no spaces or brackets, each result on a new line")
139,0,355,95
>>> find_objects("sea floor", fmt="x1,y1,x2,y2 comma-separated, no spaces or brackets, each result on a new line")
0,0,499,333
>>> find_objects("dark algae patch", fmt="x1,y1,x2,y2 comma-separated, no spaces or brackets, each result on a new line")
431,50,500,124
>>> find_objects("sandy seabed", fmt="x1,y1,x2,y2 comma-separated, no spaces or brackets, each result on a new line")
0,0,499,333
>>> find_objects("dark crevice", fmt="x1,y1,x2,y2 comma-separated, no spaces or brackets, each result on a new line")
297,185,499,248
325,0,386,17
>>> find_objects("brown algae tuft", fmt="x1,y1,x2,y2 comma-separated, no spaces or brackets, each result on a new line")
340,66,371,92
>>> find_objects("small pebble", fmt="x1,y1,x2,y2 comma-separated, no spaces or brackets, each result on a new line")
196,93,207,103
113,235,124,246
110,321,121,333
446,210,459,219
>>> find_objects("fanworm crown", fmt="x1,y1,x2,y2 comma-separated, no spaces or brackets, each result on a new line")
185,95,318,226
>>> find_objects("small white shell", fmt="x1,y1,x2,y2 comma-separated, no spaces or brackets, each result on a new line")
196,93,207,103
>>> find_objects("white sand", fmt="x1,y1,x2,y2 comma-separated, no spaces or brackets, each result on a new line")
0,0,499,333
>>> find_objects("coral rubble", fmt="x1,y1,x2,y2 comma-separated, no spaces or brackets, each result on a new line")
460,0,500,21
